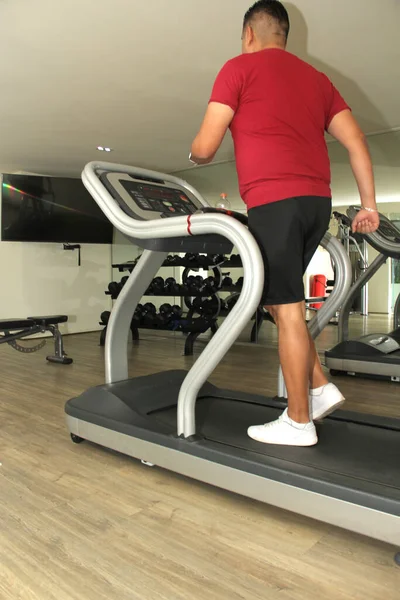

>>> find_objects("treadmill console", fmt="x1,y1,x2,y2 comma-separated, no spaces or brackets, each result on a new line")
120,181,197,217
96,169,233,254
100,172,202,222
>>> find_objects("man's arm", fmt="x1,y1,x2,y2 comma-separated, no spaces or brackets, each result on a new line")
328,110,376,210
328,109,379,234
190,102,235,165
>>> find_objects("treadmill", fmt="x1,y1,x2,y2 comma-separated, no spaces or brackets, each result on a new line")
326,207,400,382
66,162,400,556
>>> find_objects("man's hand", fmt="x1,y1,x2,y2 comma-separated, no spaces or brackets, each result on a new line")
351,209,380,234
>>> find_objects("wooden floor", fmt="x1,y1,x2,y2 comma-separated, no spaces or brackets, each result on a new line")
1,315,399,599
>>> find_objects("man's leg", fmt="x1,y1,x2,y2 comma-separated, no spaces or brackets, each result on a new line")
246,196,337,445
308,330,329,389
300,305,346,420
247,299,317,446
268,301,310,423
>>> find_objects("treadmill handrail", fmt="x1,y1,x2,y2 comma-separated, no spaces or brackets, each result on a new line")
337,254,387,342
83,163,266,437
347,206,400,258
82,162,352,437
395,292,400,331
337,205,400,342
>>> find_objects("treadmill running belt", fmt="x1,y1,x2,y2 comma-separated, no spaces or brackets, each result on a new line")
155,397,400,491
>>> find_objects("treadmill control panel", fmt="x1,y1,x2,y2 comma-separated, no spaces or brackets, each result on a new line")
120,180,198,217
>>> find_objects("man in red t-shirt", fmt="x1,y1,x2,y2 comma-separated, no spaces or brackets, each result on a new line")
190,0,380,446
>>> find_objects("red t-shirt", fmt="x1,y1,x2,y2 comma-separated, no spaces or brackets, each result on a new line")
209,49,350,209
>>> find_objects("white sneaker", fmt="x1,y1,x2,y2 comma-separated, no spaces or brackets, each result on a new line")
248,409,318,447
310,383,345,421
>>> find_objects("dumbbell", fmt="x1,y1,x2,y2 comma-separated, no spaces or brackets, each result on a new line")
172,305,183,319
185,253,198,264
100,311,111,326
142,302,157,327
180,282,189,296
211,254,225,265
169,255,181,265
193,296,220,318
198,255,209,268
121,276,129,287
152,277,165,295
185,275,199,295
222,276,233,288
236,277,244,288
132,304,144,327
108,282,121,298
195,277,208,294
203,276,218,293
194,275,205,292
165,277,179,294
159,303,174,327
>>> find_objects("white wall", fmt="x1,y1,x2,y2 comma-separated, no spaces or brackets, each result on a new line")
367,247,391,314
0,168,116,334
111,230,140,274
0,241,112,334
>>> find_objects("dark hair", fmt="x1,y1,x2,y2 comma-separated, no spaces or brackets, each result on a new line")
243,0,290,41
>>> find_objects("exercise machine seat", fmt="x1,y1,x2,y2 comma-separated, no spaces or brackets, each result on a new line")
28,315,69,326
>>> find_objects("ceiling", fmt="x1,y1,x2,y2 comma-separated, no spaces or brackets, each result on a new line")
1,0,399,177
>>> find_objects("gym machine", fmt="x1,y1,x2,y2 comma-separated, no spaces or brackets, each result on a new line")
326,207,400,382
333,210,369,316
103,252,269,350
0,315,72,364
100,254,223,354
66,162,400,559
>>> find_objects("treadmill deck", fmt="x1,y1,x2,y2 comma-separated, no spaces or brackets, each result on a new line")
66,370,400,517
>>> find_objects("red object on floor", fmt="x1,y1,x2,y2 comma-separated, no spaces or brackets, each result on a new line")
309,274,327,309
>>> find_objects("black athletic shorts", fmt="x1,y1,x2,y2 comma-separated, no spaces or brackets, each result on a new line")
247,196,332,306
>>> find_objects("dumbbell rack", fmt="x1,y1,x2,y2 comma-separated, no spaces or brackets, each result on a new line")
100,254,225,356
218,255,266,343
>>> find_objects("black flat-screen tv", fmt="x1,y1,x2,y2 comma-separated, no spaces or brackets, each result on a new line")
1,174,114,244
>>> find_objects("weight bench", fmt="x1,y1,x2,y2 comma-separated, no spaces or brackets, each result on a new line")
0,315,73,365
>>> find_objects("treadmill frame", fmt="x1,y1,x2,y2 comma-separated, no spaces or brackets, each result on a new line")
82,161,351,437
326,208,400,381
67,415,399,546
66,162,400,548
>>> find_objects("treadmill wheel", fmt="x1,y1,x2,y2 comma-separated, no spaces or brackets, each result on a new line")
70,434,85,444
330,369,341,377
395,552,400,567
